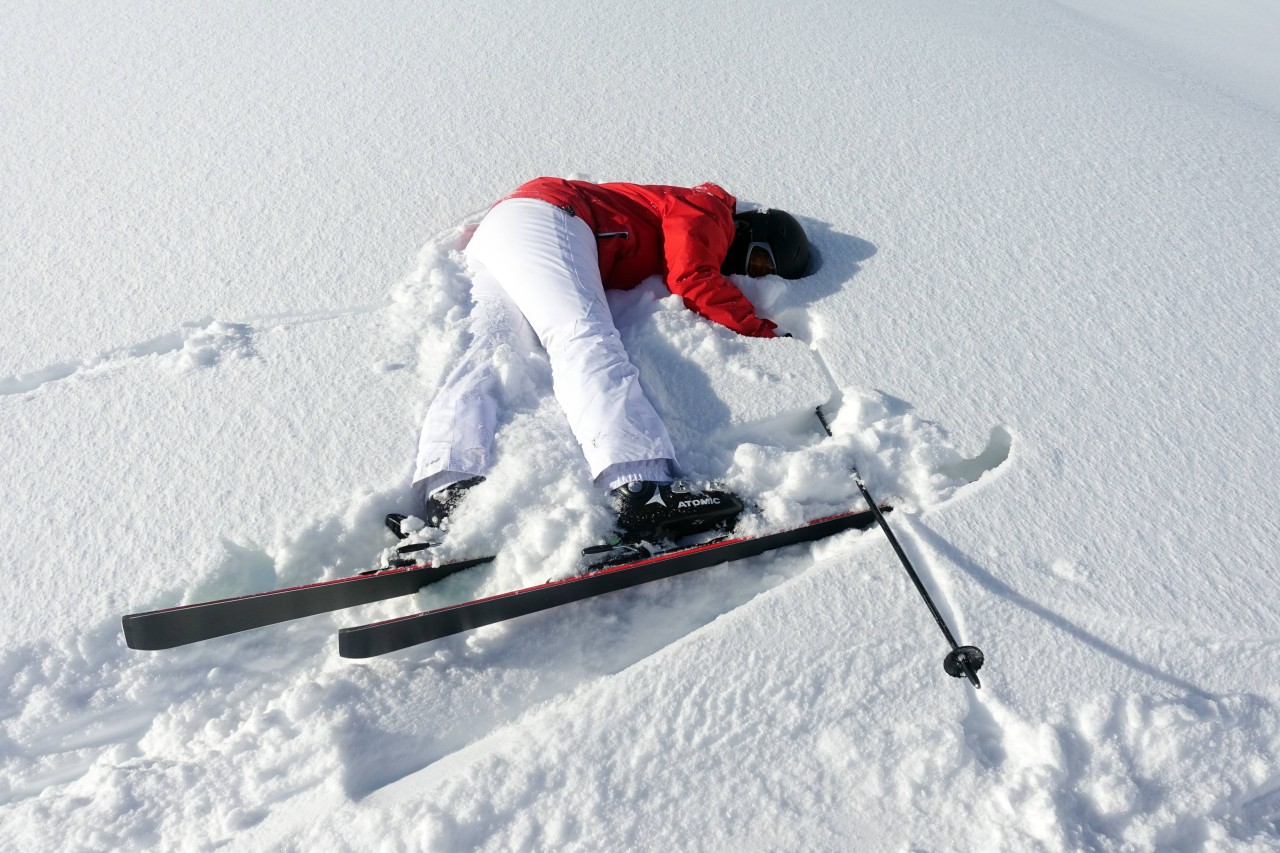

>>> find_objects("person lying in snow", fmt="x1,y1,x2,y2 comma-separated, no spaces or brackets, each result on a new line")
403,177,811,542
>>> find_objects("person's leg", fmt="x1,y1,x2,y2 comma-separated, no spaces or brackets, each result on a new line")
411,268,521,510
465,198,677,488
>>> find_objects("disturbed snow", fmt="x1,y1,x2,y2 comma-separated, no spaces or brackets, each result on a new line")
3,0,1280,850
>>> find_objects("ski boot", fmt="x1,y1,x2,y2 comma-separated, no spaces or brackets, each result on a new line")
610,480,744,543
386,476,485,540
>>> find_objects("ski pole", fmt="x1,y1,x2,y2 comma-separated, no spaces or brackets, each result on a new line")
815,406,985,688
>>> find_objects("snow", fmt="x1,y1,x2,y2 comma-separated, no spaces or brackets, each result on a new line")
3,0,1280,849
615,281,833,451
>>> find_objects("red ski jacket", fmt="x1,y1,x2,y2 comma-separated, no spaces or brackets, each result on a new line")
503,178,777,338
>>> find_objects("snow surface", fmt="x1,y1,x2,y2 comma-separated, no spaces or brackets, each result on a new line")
3,0,1280,849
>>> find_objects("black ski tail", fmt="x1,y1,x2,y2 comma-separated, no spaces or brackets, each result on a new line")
122,555,492,651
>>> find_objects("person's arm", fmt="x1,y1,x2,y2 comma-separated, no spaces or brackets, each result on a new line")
661,187,777,338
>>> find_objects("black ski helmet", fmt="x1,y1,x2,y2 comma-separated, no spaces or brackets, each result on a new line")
720,209,811,279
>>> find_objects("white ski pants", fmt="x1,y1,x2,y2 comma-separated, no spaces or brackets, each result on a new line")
412,198,677,504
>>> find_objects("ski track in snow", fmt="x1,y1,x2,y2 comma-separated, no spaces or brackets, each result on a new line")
0,303,390,398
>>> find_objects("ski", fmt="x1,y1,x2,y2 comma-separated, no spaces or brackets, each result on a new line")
338,505,888,658
122,554,493,650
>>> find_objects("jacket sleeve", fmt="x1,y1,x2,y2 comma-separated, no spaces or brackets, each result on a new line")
660,185,778,338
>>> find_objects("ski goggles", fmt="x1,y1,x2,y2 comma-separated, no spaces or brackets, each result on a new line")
745,241,777,277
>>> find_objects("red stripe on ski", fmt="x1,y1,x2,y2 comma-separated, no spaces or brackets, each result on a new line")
347,508,883,637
